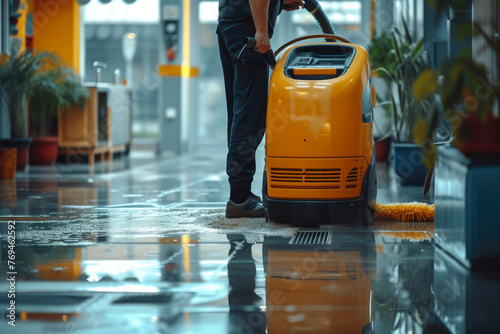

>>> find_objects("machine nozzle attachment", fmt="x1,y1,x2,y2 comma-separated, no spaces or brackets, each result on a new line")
303,0,336,39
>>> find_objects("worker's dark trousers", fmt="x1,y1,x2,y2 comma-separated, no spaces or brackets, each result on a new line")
227,235,266,333
217,20,269,191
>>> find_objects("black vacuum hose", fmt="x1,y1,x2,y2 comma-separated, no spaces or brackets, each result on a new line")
303,0,336,39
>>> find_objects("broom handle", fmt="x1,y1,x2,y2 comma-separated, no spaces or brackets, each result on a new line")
423,166,434,195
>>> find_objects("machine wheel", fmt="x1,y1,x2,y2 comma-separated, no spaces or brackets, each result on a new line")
364,206,374,225
265,209,270,223
267,209,290,224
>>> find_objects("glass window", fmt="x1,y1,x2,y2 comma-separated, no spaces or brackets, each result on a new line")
291,1,362,25
83,0,159,24
199,1,219,24
84,1,161,139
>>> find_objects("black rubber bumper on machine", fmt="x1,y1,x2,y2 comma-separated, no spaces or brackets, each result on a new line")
263,153,377,227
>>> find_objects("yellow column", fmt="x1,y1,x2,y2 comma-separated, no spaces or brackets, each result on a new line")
14,0,29,52
370,0,376,39
181,0,191,77
32,0,80,74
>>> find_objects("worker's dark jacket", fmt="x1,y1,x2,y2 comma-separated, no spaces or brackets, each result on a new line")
217,0,284,190
218,0,283,37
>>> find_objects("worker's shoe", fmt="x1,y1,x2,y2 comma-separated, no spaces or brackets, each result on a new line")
249,191,262,202
226,196,265,218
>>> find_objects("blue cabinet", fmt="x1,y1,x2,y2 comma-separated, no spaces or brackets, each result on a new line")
434,146,500,269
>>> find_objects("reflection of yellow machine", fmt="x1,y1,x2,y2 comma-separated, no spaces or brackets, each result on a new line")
264,230,376,333
35,248,82,281
14,247,85,322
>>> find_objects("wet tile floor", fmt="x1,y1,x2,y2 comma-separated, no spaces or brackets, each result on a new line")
1,145,499,333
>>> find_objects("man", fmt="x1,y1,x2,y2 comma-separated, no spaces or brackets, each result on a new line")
218,0,304,218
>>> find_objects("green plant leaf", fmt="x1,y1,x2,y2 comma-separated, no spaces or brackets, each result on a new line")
372,67,396,82
410,39,424,61
391,31,403,61
401,15,413,44
376,129,395,142
389,88,400,142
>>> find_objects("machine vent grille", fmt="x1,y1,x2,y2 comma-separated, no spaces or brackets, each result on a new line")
112,294,172,304
345,167,363,189
269,168,303,183
268,161,365,193
345,261,359,280
304,168,341,183
270,168,341,184
289,231,332,245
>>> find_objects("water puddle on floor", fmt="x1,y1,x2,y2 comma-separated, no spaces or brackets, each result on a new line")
3,205,500,333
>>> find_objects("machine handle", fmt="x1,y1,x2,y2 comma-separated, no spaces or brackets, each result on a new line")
274,34,351,58
244,37,277,69
244,37,257,48
293,67,338,76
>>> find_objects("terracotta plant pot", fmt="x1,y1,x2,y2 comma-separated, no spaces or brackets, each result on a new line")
0,148,17,179
29,137,59,166
457,113,500,157
375,137,391,162
0,138,32,170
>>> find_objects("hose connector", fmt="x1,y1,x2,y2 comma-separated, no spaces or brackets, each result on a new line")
303,0,336,37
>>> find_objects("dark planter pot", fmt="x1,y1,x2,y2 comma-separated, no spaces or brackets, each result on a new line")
375,137,390,162
30,137,59,166
458,113,500,157
0,138,32,171
392,142,428,186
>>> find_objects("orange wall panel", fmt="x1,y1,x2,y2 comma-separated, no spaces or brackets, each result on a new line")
32,0,80,74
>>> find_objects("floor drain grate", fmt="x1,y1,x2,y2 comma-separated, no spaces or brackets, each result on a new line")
112,294,172,304
289,231,332,245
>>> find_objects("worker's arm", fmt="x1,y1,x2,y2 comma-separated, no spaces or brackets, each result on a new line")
283,0,304,12
249,0,271,54
249,0,304,53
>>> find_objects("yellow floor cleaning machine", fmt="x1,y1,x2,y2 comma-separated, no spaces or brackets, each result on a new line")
261,0,377,226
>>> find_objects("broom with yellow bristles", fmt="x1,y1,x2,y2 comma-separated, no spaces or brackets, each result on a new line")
373,202,435,222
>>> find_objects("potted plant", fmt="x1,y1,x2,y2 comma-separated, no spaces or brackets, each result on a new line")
418,1,499,157
29,64,88,166
374,20,434,185
438,37,498,157
0,44,47,170
369,31,396,162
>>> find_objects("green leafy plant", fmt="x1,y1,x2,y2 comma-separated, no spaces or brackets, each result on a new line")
30,65,88,137
0,50,88,139
369,31,397,140
369,30,397,78
372,19,432,144
413,1,499,157
0,51,47,138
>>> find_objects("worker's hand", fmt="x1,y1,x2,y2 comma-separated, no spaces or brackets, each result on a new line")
283,0,304,11
254,31,271,54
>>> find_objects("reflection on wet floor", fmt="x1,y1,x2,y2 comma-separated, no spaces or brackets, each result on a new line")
1,229,438,333
0,146,499,333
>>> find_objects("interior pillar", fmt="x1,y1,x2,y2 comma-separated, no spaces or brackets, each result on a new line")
32,0,80,74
